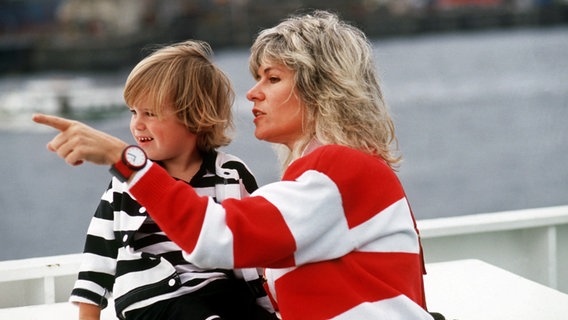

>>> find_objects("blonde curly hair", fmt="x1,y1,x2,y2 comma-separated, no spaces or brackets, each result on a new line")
250,10,401,169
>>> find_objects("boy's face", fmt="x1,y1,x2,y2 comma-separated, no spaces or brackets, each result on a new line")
128,99,197,164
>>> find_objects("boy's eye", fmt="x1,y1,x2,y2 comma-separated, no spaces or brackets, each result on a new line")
129,109,156,117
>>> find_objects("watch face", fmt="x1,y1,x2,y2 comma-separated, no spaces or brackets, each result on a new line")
125,146,147,168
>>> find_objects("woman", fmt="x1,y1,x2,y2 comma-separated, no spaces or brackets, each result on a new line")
34,10,435,320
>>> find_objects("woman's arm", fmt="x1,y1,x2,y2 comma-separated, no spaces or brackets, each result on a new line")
128,159,354,269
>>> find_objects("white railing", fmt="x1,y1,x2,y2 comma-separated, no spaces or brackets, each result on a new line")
0,253,81,308
418,205,568,293
1,205,567,309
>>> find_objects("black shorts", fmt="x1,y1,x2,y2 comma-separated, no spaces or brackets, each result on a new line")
124,278,276,320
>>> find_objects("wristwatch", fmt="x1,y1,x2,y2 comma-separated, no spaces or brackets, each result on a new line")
109,145,147,182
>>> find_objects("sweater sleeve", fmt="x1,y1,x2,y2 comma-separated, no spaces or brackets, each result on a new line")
128,157,354,269
130,164,211,260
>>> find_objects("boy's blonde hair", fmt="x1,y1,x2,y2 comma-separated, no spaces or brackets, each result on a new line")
124,40,234,152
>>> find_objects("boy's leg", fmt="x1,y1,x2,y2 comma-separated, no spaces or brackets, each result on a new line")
187,278,256,320
124,294,220,320
204,278,279,320
124,299,170,320
127,278,264,320
166,295,221,320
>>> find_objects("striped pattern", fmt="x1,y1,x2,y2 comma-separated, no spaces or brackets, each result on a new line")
69,151,266,318
130,145,432,319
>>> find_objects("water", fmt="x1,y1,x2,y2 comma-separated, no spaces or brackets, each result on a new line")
1,27,567,261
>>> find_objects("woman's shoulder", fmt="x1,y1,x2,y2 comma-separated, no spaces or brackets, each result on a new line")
286,144,392,179
286,144,402,195
306,144,385,166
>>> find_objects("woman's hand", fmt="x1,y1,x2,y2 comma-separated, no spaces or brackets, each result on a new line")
32,113,128,166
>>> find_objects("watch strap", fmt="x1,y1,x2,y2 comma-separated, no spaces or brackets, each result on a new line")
109,159,134,182
109,145,147,182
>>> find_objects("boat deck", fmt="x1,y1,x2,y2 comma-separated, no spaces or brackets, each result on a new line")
2,205,568,319
1,259,567,319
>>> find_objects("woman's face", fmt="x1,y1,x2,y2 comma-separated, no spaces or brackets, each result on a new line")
246,61,305,149
128,99,197,163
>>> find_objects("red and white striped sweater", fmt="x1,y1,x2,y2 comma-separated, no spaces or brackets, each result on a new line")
129,144,433,319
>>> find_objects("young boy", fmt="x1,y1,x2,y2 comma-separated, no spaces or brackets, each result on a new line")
69,40,275,320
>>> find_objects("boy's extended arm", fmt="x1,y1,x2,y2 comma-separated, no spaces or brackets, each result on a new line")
78,302,101,320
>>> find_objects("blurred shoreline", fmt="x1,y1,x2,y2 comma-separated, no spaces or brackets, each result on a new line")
1,0,568,73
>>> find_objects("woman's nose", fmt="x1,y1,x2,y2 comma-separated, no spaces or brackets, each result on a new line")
246,83,263,101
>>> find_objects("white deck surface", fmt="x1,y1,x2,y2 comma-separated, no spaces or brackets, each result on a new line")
1,259,567,319
424,259,568,320
0,300,117,320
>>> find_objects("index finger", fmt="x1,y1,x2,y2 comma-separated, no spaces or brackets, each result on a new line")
32,113,73,132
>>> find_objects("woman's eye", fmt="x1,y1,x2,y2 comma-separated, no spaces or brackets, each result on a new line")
269,77,280,83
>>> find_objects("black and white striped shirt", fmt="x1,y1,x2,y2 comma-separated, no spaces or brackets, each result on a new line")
70,150,265,318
